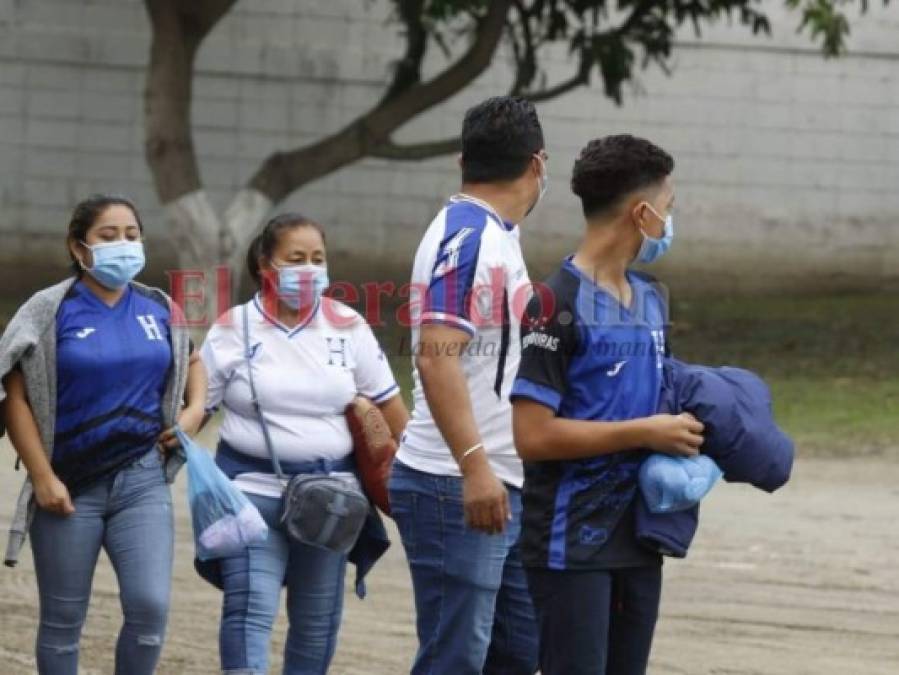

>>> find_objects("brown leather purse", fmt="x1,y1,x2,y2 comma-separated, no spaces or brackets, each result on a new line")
345,396,397,516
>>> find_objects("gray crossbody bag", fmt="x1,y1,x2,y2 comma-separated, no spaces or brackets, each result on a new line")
242,305,368,555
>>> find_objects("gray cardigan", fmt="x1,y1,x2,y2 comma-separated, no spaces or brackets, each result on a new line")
0,278,191,565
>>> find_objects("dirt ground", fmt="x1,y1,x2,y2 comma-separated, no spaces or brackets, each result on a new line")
0,441,895,674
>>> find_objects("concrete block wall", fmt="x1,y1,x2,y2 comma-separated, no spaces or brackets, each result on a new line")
0,0,897,297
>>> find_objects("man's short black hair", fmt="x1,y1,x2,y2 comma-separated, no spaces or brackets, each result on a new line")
461,96,544,183
571,135,674,218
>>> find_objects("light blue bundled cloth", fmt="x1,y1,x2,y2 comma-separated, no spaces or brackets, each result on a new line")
177,428,268,560
639,454,723,514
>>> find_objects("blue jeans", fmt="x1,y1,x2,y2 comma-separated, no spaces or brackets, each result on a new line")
218,492,347,675
30,448,174,675
389,460,538,675
526,566,662,675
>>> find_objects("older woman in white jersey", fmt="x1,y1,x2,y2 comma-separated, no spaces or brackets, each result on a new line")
199,213,408,675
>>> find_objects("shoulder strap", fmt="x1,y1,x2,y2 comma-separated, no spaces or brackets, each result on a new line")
242,304,286,481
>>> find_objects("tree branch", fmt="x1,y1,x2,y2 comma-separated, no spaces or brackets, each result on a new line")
248,0,513,203
380,0,428,103
524,49,592,102
370,136,461,160
517,0,657,103
508,0,538,96
143,0,236,204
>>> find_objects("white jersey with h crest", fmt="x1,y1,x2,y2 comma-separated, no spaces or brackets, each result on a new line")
397,194,532,488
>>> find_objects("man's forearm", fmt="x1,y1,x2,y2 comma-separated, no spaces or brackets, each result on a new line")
418,355,483,469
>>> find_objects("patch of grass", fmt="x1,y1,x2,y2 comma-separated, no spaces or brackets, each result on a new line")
373,291,899,456
766,377,899,455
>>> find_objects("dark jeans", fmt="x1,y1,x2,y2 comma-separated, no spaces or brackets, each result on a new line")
526,565,662,675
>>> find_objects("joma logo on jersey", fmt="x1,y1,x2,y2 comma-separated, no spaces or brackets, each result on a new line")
433,227,475,278
137,315,164,341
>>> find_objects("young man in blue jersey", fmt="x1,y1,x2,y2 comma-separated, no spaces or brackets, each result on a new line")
510,135,706,675
389,96,544,674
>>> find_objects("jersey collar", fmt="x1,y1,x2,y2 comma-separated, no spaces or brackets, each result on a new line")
449,193,517,232
563,256,640,317
251,293,320,337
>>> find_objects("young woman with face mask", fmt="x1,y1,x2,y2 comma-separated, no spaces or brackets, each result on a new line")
198,212,409,675
0,193,207,675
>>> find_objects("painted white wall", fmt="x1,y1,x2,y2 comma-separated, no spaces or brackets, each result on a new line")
1,0,897,295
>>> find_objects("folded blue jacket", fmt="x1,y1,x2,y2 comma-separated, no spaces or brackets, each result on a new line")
635,358,794,557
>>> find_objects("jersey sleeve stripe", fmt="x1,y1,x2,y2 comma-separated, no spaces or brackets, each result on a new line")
420,312,476,336
370,383,400,403
510,378,563,413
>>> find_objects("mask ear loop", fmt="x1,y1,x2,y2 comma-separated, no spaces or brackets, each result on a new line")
75,240,92,271
638,202,666,239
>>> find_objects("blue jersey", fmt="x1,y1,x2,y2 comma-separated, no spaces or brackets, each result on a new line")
511,258,668,570
54,281,173,492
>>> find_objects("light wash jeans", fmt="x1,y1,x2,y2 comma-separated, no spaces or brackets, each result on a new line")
218,492,347,675
30,448,174,675
389,460,539,675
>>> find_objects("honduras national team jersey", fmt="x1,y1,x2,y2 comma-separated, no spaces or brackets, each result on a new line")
200,295,399,498
397,195,532,488
54,281,172,493
511,258,668,570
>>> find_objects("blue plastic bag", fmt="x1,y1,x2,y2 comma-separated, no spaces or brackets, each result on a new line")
177,429,268,560
639,454,723,514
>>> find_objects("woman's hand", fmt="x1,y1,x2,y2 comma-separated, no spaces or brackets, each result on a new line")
32,472,75,516
158,404,205,450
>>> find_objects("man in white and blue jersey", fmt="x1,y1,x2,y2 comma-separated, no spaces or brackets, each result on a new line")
389,97,545,674
511,136,705,675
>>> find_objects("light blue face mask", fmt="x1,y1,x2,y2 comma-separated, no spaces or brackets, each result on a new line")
635,205,674,265
276,263,329,309
80,240,145,289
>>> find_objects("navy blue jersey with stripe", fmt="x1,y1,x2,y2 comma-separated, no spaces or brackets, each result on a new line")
511,258,668,570
54,281,172,492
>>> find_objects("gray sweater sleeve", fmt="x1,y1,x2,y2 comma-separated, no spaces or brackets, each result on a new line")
0,297,47,438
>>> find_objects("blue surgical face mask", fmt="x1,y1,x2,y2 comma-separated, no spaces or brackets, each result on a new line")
275,262,329,309
635,204,674,265
80,240,145,289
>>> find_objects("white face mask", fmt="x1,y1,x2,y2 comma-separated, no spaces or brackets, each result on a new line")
526,154,548,217
537,156,548,203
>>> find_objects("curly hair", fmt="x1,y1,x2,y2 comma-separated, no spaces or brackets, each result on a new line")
571,135,674,218
461,96,544,183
